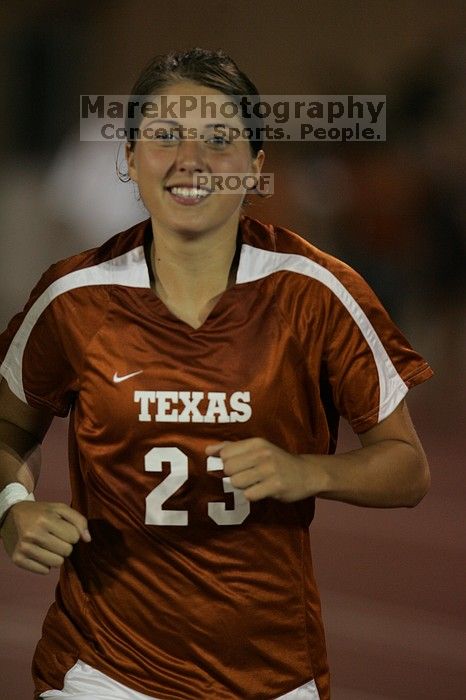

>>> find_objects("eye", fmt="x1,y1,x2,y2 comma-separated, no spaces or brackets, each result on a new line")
205,134,229,147
150,127,180,143
204,127,232,148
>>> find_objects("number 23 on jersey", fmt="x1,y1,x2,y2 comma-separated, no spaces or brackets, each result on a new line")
144,447,250,526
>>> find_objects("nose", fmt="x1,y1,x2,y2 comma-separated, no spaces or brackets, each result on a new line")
174,137,206,173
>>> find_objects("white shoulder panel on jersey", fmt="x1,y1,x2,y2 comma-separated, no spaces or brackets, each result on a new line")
1,246,150,403
236,244,407,423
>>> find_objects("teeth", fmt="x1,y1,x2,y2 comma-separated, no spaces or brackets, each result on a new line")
170,187,210,199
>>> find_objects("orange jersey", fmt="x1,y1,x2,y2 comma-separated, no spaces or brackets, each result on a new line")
0,216,432,699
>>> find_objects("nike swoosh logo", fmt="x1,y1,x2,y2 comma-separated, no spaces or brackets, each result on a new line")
113,370,143,383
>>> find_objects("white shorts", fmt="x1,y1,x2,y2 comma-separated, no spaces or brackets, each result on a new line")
39,659,320,699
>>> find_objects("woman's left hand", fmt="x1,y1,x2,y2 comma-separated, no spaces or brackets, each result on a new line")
205,438,322,503
205,402,431,509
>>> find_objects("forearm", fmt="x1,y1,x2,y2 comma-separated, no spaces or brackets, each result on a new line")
303,439,430,508
0,420,41,492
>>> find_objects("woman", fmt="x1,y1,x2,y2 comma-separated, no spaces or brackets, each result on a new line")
0,48,432,700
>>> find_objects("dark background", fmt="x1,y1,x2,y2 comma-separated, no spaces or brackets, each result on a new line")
0,1,465,698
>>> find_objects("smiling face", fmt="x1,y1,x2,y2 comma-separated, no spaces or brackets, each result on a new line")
126,80,264,239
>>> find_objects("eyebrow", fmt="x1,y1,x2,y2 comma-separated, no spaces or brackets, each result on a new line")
145,119,233,129
205,123,229,129
145,119,179,127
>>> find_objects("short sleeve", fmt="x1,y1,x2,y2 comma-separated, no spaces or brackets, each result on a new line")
322,265,433,433
0,265,79,416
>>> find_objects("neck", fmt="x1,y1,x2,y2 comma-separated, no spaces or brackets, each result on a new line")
149,218,241,305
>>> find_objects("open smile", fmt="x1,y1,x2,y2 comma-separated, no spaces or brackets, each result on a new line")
165,185,212,205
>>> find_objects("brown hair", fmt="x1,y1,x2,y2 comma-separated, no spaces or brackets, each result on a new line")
125,47,263,156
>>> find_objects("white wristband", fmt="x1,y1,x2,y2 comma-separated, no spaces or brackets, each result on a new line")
0,482,35,528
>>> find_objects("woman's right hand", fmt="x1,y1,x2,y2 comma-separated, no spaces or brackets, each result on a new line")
0,501,91,575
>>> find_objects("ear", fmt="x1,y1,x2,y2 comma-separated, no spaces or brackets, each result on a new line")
251,149,265,176
125,143,138,183
248,150,272,197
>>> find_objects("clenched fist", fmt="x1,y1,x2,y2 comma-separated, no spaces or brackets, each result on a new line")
0,501,91,575
206,438,324,503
